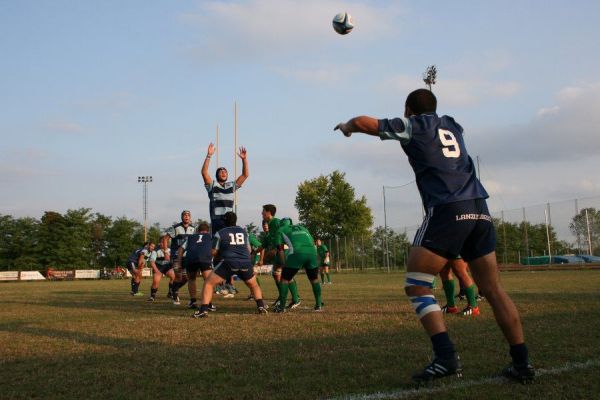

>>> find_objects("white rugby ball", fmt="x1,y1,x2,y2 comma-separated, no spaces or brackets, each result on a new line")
332,12,354,35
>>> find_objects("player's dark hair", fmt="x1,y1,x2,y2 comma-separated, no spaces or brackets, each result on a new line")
262,204,276,216
405,89,437,115
197,222,210,232
224,211,237,227
215,167,227,181
181,210,191,219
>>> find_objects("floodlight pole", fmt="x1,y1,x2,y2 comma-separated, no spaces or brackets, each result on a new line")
137,176,153,242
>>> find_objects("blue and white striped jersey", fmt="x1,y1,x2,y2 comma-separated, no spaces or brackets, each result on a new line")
205,181,239,221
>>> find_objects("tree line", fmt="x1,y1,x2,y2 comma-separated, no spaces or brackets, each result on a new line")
2,171,598,270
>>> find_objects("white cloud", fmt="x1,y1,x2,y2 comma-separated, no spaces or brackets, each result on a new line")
44,120,85,135
272,64,360,84
380,74,521,107
180,0,403,63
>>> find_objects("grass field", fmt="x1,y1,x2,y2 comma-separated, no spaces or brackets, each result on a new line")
1,270,600,400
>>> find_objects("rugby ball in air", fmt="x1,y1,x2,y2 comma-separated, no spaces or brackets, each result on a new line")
332,12,354,35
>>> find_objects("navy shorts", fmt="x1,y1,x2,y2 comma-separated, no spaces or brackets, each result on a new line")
157,262,173,275
211,218,226,235
126,262,139,274
185,260,213,274
413,198,496,262
213,260,254,282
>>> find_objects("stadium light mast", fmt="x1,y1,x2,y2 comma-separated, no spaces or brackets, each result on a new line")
137,176,153,242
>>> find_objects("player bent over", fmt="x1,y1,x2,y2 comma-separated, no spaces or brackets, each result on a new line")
335,88,534,383
261,204,301,308
274,218,323,313
193,212,267,318
179,222,216,311
126,241,155,296
440,258,479,316
147,243,175,302
163,210,195,305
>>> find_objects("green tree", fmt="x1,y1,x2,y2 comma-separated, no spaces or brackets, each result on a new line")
105,217,144,267
570,208,600,254
38,211,68,268
295,170,373,239
0,215,41,270
91,213,112,268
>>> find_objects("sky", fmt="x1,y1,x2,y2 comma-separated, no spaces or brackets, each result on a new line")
2,0,600,237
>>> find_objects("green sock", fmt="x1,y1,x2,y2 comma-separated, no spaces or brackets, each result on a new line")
465,284,478,307
279,282,290,306
289,279,300,303
442,279,456,307
311,282,322,307
320,272,324,283
325,273,331,283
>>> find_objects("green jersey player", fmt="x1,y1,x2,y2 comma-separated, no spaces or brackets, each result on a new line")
274,219,322,312
316,238,332,284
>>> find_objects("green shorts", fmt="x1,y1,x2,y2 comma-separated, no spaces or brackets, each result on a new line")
285,252,318,270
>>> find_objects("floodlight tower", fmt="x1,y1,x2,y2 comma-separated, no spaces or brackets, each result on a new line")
137,176,153,242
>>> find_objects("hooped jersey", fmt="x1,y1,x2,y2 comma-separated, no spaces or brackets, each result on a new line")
213,226,251,267
275,224,316,255
378,113,488,208
149,247,170,267
182,233,213,264
205,181,238,221
165,222,195,256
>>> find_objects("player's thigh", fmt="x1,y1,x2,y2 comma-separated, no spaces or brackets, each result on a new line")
407,246,448,274
305,267,319,282
281,267,299,282
466,252,501,294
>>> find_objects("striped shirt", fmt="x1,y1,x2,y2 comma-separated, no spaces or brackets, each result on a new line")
205,181,239,221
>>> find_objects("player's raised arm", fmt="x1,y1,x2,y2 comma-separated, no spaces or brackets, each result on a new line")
235,146,249,187
201,143,215,185
334,116,380,137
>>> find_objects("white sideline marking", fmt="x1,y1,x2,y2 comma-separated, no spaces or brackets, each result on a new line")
328,359,600,400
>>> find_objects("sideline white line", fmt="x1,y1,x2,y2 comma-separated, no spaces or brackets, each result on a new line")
328,358,600,400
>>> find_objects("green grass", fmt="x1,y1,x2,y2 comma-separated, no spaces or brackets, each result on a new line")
1,270,600,400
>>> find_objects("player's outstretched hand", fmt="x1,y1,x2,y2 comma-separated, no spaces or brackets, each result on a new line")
207,142,216,156
238,146,247,159
334,123,352,137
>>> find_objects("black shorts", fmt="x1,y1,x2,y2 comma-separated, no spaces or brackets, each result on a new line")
185,261,213,274
282,267,319,281
211,218,226,235
126,262,139,274
413,198,496,262
157,262,173,275
213,260,254,282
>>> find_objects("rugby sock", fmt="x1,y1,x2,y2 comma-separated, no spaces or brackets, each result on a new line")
132,281,139,294
465,284,478,307
150,287,158,298
279,282,290,306
510,343,529,366
255,298,265,309
199,304,210,313
168,282,174,295
289,279,300,303
442,279,456,307
311,282,322,307
325,272,331,283
430,332,455,360
320,272,325,283
130,278,135,292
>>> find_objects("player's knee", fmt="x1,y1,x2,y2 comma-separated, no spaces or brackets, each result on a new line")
405,272,440,318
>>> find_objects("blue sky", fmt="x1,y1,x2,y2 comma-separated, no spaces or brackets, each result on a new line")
2,0,600,233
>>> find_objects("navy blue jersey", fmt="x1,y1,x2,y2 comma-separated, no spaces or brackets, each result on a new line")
213,226,251,268
378,113,488,208
183,233,213,265
127,247,150,265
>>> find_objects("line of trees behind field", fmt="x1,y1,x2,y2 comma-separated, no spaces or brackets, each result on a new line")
0,209,167,271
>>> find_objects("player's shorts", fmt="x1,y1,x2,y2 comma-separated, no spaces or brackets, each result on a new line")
213,259,254,282
264,249,284,268
211,218,226,235
282,265,319,281
126,262,139,274
156,261,173,275
413,198,496,262
185,260,213,274
319,260,330,267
